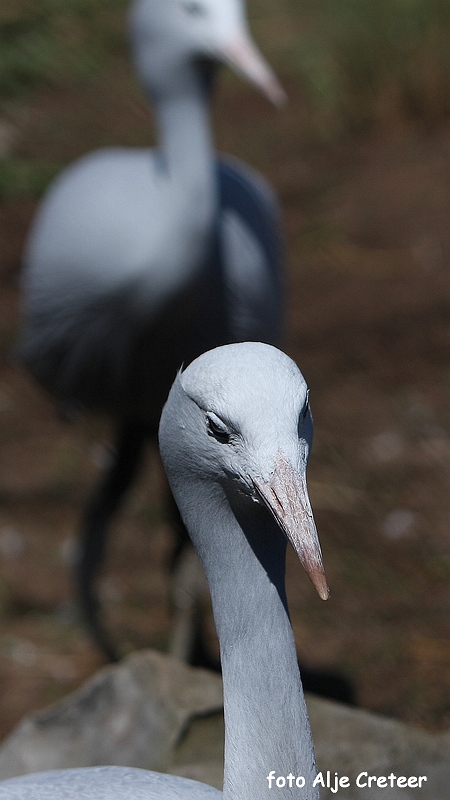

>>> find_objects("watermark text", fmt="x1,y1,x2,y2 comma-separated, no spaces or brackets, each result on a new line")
266,770,428,793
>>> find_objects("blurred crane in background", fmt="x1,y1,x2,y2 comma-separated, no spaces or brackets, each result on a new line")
17,0,285,662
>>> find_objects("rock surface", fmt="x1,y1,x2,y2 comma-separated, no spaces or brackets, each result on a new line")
0,650,448,799
0,650,222,779
307,695,450,799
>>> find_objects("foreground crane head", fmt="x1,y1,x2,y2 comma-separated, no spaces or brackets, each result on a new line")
159,341,328,600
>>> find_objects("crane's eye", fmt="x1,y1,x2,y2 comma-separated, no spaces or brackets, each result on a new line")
206,412,231,444
302,389,310,419
180,1,206,15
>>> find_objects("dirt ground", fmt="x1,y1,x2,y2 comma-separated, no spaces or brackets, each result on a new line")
0,69,449,745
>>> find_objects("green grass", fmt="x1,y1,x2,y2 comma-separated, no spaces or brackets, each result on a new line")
0,157,59,200
249,1,450,137
2,1,450,128
0,0,127,100
0,0,128,198
1,0,450,200
278,0,450,135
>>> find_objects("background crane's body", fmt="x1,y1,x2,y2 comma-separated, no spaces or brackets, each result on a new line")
19,152,282,424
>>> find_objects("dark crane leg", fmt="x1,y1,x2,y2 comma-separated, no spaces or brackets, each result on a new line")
75,421,213,665
74,421,150,662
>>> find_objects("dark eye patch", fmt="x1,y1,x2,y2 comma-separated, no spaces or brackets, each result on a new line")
182,1,206,15
206,412,231,444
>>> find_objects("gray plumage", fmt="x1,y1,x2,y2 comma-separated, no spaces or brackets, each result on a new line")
0,767,220,799
0,342,328,799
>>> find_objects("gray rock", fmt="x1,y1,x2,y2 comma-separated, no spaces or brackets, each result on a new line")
308,695,450,799
170,709,225,789
170,697,450,798
0,650,448,798
0,650,222,780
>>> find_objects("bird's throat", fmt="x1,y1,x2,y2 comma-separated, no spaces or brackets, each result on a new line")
194,492,320,800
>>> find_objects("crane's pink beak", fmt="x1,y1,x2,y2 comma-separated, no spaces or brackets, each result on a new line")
253,453,329,600
221,34,287,107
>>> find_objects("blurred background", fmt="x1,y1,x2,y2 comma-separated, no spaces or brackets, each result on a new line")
0,0,449,742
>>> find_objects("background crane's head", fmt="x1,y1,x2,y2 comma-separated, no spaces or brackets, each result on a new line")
129,0,285,104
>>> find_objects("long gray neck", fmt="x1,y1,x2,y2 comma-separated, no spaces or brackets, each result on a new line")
129,60,219,315
152,63,217,229
183,485,319,800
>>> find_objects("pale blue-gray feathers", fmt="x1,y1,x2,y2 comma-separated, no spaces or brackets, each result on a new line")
0,767,221,800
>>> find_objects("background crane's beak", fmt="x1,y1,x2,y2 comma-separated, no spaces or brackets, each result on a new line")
221,33,287,107
253,453,329,600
